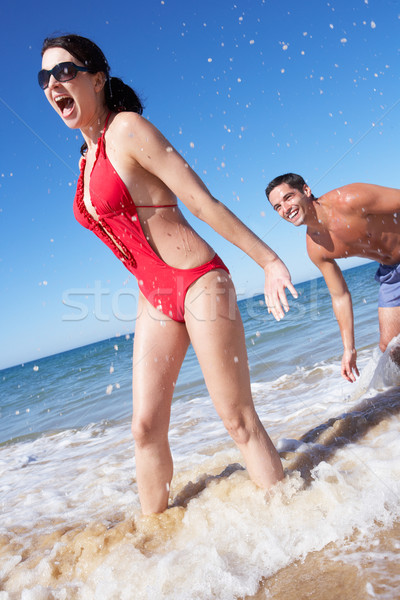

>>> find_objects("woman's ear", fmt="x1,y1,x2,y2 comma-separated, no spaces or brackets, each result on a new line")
94,72,106,93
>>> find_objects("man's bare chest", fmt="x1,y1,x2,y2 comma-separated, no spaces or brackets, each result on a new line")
307,213,399,262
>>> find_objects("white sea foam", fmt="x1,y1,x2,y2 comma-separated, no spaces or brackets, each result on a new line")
1,345,399,599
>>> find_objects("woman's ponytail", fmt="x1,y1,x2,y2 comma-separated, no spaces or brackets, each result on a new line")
105,77,144,115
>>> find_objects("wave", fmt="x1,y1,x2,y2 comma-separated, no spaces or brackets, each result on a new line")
1,341,400,599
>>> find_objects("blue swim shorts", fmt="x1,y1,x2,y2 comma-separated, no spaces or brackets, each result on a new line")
375,263,400,308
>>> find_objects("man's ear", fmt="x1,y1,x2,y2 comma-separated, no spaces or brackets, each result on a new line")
303,184,312,197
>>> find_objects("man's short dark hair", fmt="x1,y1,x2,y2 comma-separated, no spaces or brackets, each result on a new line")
265,173,307,200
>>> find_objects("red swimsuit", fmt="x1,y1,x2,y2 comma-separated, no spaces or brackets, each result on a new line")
73,114,230,322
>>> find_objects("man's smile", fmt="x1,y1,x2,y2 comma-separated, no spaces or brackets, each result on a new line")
286,207,299,221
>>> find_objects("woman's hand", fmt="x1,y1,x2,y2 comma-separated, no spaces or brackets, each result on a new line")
264,258,298,321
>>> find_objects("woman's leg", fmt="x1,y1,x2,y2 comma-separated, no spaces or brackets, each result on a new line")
132,293,190,514
184,270,284,489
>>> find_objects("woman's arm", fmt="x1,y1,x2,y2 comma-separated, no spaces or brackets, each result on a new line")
114,113,298,319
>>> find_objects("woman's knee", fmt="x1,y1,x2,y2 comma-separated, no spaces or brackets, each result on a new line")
221,410,258,446
131,413,166,447
131,416,150,446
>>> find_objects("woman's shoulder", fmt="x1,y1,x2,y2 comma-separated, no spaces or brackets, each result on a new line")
109,111,165,150
110,111,151,136
104,112,160,165
105,111,145,152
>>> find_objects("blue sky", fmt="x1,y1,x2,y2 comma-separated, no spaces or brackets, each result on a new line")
1,0,399,369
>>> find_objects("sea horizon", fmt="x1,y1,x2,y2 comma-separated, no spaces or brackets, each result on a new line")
1,260,373,372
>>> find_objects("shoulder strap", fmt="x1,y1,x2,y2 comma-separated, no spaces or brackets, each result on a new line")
99,111,112,157
101,112,112,142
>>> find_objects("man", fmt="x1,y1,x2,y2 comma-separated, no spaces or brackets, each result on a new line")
266,173,400,382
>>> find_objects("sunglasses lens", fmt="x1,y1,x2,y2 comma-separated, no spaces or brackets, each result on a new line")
38,70,50,89
55,63,77,82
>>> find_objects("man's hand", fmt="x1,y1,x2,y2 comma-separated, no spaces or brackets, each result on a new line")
341,348,360,382
264,259,298,321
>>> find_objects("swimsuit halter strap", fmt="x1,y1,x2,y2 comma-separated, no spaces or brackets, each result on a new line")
101,111,112,143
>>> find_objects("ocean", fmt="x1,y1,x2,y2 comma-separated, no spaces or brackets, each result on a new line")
1,261,400,600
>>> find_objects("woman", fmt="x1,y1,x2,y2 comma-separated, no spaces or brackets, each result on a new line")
39,34,297,515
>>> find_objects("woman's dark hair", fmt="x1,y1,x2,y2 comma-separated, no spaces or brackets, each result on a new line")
41,34,144,154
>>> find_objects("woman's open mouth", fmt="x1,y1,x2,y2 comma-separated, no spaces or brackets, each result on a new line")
54,95,75,117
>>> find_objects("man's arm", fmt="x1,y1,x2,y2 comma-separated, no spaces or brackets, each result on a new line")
312,255,360,382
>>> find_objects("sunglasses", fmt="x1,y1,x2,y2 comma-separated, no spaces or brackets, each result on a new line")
38,62,90,90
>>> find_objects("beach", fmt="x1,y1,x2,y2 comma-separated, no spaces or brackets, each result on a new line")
1,261,400,599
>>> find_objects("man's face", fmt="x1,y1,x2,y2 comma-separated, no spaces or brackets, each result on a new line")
269,182,311,226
